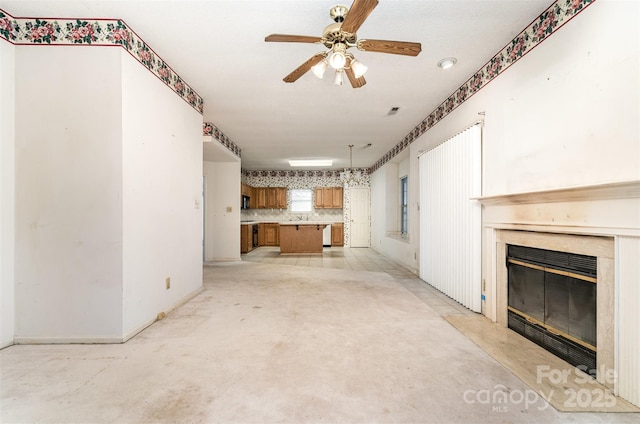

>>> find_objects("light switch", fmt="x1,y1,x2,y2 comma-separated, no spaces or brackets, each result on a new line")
226,206,232,213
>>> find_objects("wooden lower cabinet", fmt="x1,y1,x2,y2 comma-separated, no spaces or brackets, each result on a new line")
264,223,279,246
331,222,344,246
258,223,280,246
240,224,254,253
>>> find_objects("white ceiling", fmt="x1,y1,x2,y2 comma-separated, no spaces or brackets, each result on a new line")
1,0,552,170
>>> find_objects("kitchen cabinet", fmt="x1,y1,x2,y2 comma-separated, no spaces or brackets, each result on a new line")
264,223,279,246
258,222,279,246
314,187,343,209
279,223,326,253
314,188,324,209
332,187,343,208
240,224,254,253
331,222,344,246
276,187,287,208
253,187,286,209
255,187,267,208
241,183,252,198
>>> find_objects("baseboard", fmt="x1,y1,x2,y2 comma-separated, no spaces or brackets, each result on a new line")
0,340,14,350
12,286,206,346
121,285,205,342
13,336,124,344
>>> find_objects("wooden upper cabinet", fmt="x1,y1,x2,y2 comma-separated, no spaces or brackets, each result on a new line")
314,188,323,209
332,187,343,208
276,188,287,209
255,187,267,209
322,187,333,208
241,183,252,197
266,187,277,208
246,187,287,209
315,187,344,209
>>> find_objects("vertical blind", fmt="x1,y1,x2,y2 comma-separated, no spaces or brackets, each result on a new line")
419,124,482,312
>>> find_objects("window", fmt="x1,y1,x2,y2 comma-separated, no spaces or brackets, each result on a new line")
289,189,313,212
400,176,408,235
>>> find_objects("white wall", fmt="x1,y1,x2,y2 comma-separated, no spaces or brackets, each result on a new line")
0,40,15,347
14,47,124,341
203,160,241,262
411,0,639,196
121,51,203,338
370,153,418,273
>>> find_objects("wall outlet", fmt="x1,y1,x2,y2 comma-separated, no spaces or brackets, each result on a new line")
165,277,171,290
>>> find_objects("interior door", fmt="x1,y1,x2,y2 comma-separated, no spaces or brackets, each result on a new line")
349,187,370,247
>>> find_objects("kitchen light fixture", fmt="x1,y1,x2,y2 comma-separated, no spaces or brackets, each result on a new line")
437,57,457,69
339,144,365,186
289,159,333,167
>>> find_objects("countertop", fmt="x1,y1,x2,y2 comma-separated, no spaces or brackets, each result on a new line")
241,220,343,225
278,221,336,226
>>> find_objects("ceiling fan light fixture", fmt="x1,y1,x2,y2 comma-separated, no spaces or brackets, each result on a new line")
350,58,368,78
329,43,347,69
437,57,457,70
334,69,344,85
311,58,328,79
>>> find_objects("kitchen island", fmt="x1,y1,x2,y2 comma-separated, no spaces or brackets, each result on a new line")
279,222,328,254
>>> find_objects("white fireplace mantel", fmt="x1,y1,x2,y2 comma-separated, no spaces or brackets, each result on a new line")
474,180,640,206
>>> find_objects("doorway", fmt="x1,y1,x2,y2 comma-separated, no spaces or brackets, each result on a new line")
349,187,370,247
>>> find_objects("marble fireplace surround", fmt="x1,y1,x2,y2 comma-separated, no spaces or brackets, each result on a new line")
495,230,613,387
479,180,640,397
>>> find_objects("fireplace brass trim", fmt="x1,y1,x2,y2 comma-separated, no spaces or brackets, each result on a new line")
507,258,597,283
507,306,597,351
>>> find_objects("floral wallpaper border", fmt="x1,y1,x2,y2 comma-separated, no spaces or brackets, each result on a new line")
241,169,371,179
0,9,204,115
370,0,595,172
203,122,241,158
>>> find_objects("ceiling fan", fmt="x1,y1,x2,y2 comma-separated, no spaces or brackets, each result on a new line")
265,0,422,88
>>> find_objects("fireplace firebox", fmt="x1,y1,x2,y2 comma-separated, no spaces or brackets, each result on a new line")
507,244,597,372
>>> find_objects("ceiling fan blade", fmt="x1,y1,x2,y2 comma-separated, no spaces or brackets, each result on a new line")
344,66,366,88
265,34,322,43
283,53,326,83
358,39,422,56
341,0,378,34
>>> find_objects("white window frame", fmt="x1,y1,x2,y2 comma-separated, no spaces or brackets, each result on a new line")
289,189,313,212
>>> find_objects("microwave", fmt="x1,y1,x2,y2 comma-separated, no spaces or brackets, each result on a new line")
241,195,250,210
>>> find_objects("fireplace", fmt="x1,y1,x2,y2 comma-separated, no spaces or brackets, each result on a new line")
506,244,597,372
478,181,640,406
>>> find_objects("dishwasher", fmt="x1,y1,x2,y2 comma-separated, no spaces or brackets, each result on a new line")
322,224,331,247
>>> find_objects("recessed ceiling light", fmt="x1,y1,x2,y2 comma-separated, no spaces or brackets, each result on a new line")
437,57,457,69
288,159,333,167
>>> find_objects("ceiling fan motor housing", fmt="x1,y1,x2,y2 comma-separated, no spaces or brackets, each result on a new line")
330,5,348,22
322,22,357,49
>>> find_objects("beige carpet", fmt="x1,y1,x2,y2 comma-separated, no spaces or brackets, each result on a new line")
2,261,639,423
